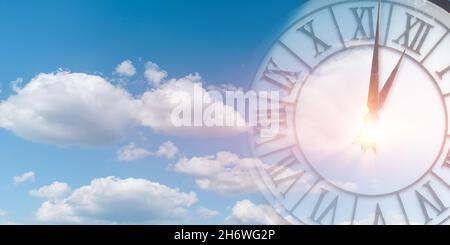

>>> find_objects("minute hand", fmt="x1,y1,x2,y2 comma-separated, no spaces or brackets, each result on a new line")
378,50,406,110
367,0,381,119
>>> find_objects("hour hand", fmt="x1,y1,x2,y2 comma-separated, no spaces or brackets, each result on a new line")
378,50,406,110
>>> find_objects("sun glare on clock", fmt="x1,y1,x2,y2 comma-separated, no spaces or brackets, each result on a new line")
354,117,380,153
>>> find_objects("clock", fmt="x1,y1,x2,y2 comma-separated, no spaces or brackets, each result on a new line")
249,0,450,225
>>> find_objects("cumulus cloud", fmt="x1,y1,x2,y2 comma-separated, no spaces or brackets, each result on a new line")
0,71,138,146
196,207,219,219
136,73,247,137
0,65,246,147
33,176,197,224
174,152,259,195
115,60,136,77
154,141,179,159
0,209,7,217
13,171,35,184
145,61,168,87
29,182,72,200
117,143,152,161
225,200,287,225
117,141,179,162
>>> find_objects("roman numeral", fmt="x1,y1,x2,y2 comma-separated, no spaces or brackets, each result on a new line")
350,7,375,40
393,13,434,54
350,196,358,225
260,58,301,92
256,107,287,130
415,181,449,224
310,189,339,225
298,20,331,57
266,153,304,197
253,105,289,145
437,65,450,79
253,94,293,141
373,203,387,225
266,153,297,180
397,193,410,225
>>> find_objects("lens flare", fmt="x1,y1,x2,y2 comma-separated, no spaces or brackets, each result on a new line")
354,115,380,153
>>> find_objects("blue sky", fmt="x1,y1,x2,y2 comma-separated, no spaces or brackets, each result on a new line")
0,0,307,224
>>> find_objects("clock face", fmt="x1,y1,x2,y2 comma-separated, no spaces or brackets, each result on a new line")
250,0,450,225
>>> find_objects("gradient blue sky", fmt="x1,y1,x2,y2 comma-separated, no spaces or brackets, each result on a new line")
0,0,308,224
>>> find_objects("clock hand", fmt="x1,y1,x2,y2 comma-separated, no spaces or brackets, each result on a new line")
366,0,381,120
378,50,406,110
354,0,381,152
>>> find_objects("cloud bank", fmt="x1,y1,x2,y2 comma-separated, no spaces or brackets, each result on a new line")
33,176,197,224
0,62,247,146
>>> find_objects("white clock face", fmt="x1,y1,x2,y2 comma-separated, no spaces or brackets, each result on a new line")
250,0,450,225
296,47,446,196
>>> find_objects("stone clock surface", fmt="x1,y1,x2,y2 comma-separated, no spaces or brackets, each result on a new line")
250,0,450,225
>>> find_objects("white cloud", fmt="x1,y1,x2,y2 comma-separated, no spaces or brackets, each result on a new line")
117,143,152,161
196,207,219,219
155,141,179,159
0,209,7,217
117,141,179,162
0,67,246,147
225,200,287,225
136,73,247,137
29,182,72,200
174,152,259,195
33,176,197,224
115,60,136,77
0,71,138,146
144,61,168,87
13,171,35,184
